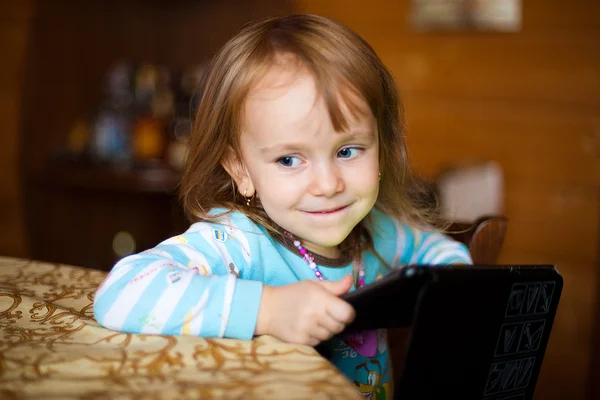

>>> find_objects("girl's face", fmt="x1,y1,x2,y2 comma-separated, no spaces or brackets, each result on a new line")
235,64,380,258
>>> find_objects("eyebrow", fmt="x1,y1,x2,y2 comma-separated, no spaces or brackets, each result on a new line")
259,129,374,156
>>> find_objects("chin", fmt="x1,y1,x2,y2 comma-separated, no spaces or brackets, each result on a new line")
306,231,351,248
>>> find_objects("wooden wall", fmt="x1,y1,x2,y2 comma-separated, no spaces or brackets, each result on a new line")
19,0,290,172
3,0,598,398
0,2,33,258
297,1,600,399
17,0,292,270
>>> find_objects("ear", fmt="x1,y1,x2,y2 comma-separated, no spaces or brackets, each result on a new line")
221,146,256,197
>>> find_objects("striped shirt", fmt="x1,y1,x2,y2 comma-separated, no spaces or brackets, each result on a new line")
94,207,471,395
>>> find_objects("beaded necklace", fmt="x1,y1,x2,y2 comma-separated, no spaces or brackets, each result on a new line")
283,231,366,288
284,230,378,356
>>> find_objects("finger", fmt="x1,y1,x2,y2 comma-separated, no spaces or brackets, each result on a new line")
315,274,353,296
311,324,334,342
318,316,346,335
290,333,319,347
326,297,356,324
306,335,320,347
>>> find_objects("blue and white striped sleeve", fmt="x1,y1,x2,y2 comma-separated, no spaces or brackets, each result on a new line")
409,227,473,265
93,221,263,340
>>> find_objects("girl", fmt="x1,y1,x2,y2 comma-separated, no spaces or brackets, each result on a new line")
94,14,471,398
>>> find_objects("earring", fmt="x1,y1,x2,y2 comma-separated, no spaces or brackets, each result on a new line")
243,189,251,207
378,172,382,181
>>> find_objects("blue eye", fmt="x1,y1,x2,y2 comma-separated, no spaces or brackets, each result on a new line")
277,156,301,167
338,147,361,159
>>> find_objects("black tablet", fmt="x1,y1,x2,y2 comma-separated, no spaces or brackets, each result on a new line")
394,264,562,400
341,265,434,329
338,264,563,400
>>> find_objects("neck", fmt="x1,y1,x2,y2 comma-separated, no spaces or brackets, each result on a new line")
302,242,342,259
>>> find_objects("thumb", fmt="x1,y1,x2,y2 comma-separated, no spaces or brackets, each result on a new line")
316,274,354,296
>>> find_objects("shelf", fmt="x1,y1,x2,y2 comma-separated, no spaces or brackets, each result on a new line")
27,164,182,195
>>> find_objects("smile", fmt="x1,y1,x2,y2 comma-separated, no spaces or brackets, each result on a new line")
304,205,349,215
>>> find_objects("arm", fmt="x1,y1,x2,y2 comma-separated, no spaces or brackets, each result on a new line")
94,216,356,345
93,223,262,340
409,228,473,265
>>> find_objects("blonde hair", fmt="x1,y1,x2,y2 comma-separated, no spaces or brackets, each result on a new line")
181,14,440,251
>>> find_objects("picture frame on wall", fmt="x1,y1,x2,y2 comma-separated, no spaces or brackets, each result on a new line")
410,0,522,32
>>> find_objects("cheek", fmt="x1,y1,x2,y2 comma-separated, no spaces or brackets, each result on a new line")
255,175,303,207
358,168,379,185
351,159,380,190
358,175,380,199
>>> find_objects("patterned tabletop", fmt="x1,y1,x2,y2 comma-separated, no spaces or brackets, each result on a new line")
0,257,360,399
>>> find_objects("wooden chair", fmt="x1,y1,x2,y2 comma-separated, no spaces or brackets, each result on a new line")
387,215,509,383
446,215,508,264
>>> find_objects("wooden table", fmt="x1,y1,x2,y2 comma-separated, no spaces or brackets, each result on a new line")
0,257,360,399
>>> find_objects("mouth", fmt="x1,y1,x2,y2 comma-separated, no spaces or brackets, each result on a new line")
304,205,349,215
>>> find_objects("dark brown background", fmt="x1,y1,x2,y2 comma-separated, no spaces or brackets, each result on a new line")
1,1,598,398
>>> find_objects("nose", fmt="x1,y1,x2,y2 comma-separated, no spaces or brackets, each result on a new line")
308,162,345,197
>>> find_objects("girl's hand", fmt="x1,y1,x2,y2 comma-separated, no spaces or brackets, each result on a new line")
255,275,356,346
